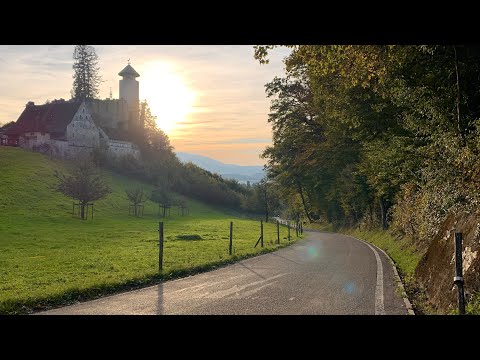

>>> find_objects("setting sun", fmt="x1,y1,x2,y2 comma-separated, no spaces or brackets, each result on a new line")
140,61,196,134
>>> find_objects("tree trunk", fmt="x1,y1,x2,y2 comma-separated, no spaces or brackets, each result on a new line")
263,183,269,223
297,180,313,223
81,203,85,220
134,204,138,217
264,199,268,223
453,45,463,142
379,197,387,230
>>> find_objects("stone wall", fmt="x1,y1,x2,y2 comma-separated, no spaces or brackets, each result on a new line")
19,132,51,149
88,99,129,130
119,78,139,127
50,139,69,157
15,101,141,162
66,103,100,148
107,139,140,160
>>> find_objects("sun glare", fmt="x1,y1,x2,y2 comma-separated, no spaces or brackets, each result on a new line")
140,61,196,135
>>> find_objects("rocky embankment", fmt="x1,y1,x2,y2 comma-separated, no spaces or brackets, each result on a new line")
416,211,480,313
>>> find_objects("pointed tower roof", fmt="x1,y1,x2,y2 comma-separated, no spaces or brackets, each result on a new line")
118,64,140,78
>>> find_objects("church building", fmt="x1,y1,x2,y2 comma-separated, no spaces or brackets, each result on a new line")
3,63,143,160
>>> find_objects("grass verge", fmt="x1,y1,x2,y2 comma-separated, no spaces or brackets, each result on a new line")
305,222,430,314
0,147,302,314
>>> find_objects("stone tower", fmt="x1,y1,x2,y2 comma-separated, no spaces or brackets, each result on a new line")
118,62,140,128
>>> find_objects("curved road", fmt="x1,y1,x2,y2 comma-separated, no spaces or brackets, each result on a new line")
40,231,409,315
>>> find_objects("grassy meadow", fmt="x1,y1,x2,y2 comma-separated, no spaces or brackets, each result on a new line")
0,147,298,314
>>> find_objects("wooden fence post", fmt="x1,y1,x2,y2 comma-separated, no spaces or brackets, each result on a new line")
454,232,466,314
288,221,291,241
277,221,280,244
229,221,233,255
261,220,264,248
159,222,164,271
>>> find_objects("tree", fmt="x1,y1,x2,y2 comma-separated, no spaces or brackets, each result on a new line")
149,185,173,218
126,187,145,217
54,161,111,220
71,45,102,101
255,44,480,239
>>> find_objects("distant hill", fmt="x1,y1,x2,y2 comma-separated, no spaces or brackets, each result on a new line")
176,152,265,183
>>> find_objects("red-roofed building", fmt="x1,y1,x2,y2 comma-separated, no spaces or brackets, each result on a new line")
2,63,143,160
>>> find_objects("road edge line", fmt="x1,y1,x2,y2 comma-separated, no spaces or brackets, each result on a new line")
344,234,415,315
345,235,385,315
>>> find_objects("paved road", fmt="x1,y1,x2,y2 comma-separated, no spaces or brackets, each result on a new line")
39,231,409,315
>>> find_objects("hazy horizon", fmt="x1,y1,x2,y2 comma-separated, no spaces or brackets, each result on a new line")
0,45,290,166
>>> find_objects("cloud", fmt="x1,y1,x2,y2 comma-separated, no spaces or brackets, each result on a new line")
0,45,289,165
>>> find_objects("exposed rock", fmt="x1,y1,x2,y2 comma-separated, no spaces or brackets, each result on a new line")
416,211,480,313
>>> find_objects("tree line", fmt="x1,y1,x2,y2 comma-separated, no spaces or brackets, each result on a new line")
255,45,480,248
53,104,279,220
93,99,280,218
58,45,276,220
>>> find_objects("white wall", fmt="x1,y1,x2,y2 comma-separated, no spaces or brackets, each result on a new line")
119,78,139,124
107,139,140,160
50,139,69,157
16,101,141,162
20,132,51,149
66,102,100,148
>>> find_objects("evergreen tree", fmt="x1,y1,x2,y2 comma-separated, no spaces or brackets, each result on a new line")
71,45,102,101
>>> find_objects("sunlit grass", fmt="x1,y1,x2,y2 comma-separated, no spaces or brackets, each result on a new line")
0,147,298,314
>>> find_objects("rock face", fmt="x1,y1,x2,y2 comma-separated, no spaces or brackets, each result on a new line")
416,211,480,313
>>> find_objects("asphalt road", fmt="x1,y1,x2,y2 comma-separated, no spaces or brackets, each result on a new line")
39,231,409,315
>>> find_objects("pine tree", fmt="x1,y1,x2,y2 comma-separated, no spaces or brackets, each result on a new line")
71,45,102,101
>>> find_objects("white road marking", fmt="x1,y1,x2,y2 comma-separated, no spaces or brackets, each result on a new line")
242,282,278,298
345,235,385,315
200,273,287,299
170,274,245,294
372,245,415,315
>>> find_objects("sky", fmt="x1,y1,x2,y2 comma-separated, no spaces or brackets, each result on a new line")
0,45,290,165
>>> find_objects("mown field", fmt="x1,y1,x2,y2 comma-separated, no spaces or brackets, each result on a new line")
0,147,298,314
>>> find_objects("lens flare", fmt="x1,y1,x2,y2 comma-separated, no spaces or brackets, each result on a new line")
343,282,356,295
307,246,318,259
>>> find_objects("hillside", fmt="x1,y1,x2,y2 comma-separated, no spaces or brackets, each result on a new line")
0,147,295,314
176,152,265,183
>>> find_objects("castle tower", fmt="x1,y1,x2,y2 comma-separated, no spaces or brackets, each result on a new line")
118,62,140,129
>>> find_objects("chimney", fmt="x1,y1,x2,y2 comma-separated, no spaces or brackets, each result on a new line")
26,101,35,107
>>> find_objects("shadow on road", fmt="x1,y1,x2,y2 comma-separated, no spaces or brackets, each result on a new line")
156,283,165,315
238,262,267,280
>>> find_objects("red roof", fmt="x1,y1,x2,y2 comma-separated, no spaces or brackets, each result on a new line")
6,100,133,142
6,102,81,138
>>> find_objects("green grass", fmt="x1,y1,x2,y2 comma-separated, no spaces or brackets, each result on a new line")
305,222,428,313
306,224,422,278
466,292,480,315
341,228,429,314
343,228,422,278
305,222,334,232
0,147,299,314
